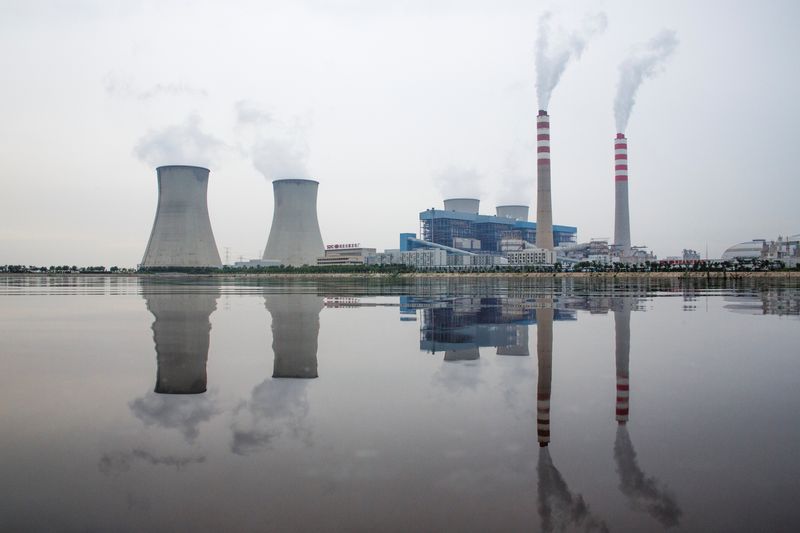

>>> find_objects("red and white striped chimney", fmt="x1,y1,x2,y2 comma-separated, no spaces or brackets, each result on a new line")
614,133,631,255
536,111,554,250
614,306,631,424
537,307,553,446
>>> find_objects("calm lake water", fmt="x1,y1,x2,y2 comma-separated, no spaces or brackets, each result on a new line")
1,275,799,532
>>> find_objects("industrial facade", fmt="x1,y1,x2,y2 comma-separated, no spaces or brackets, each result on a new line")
419,207,576,254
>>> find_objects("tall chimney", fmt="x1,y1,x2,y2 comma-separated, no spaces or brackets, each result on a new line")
536,111,554,250
614,134,631,255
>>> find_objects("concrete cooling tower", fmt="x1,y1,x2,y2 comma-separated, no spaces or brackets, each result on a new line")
141,166,222,268
443,198,480,214
264,292,323,378
496,205,529,221
263,179,324,267
535,110,554,250
614,134,632,255
143,288,220,394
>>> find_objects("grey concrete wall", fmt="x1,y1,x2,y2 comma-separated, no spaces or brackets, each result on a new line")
443,198,480,214
141,166,222,268
263,179,325,267
614,180,631,255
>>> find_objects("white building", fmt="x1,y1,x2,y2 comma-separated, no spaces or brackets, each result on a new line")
506,248,556,266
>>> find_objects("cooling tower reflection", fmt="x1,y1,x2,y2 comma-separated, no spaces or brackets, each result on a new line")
129,286,221,442
229,291,323,454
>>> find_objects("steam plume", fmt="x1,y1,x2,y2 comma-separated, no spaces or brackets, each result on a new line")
235,101,310,180
434,165,483,199
536,11,607,110
614,30,678,133
134,114,227,168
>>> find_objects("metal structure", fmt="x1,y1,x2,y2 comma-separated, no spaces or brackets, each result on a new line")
263,179,324,267
143,288,220,394
265,291,323,378
419,208,576,254
614,134,632,255
496,205,529,221
443,198,480,214
141,165,222,268
536,110,554,250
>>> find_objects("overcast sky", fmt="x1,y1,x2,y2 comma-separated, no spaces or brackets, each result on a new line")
1,0,798,266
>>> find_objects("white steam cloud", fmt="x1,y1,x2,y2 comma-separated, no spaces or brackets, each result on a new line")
235,100,311,180
614,29,678,133
134,114,228,168
536,11,607,110
434,165,483,199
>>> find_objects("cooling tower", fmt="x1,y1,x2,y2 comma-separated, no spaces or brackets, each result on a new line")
614,303,631,424
143,288,220,394
536,307,553,447
141,165,222,268
265,292,323,378
263,179,324,267
614,134,631,255
496,205,529,221
443,198,480,214
536,111,554,250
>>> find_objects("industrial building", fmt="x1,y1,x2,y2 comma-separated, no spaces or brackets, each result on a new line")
419,198,577,255
141,165,222,268
263,179,325,267
316,244,376,266
722,235,800,266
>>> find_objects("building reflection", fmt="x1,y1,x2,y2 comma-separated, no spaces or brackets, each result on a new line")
536,307,553,447
612,297,682,527
413,295,575,361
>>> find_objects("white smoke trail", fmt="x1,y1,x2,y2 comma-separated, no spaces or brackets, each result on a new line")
614,29,678,133
536,11,608,110
434,165,483,199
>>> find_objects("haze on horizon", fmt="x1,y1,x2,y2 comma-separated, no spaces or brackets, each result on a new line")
1,0,798,266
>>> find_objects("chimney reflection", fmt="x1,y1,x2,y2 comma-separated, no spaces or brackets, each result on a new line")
264,292,323,379
612,297,682,527
143,288,220,394
536,307,553,447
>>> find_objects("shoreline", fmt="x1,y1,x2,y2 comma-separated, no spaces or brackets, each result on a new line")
4,271,800,280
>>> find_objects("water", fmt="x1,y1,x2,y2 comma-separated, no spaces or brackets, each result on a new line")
1,276,798,532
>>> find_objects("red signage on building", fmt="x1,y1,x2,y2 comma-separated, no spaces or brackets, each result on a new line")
326,243,360,250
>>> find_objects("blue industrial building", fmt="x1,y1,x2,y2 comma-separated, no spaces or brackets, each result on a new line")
417,208,577,254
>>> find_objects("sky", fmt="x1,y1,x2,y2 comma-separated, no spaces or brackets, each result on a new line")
1,0,798,266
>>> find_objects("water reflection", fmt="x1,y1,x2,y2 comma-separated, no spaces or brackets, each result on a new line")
129,287,221,442
612,298,682,527
229,291,322,454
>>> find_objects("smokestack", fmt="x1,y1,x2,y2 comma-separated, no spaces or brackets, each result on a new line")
536,307,553,446
263,179,325,267
141,166,222,268
443,198,480,214
614,134,631,255
536,111,554,250
496,205,529,221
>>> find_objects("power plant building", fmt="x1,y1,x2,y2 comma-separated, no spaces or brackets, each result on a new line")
263,179,325,267
419,199,576,255
141,165,222,268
